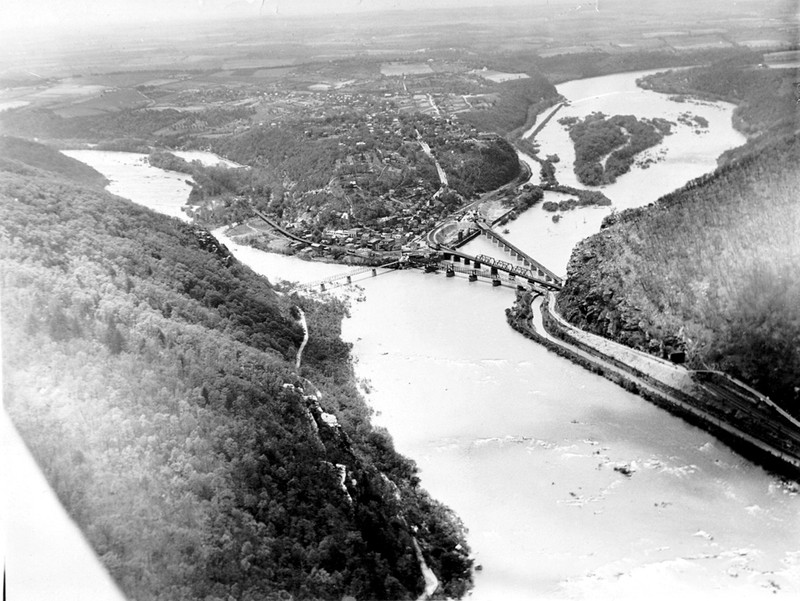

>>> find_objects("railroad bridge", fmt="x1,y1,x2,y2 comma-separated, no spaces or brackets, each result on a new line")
472,221,563,285
290,249,562,293
433,248,562,291
294,261,403,292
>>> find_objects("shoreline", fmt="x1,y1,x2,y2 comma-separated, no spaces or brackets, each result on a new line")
506,291,800,482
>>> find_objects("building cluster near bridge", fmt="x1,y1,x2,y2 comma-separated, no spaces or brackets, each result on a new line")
282,201,452,259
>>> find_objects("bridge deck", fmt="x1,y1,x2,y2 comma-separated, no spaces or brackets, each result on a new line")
476,222,563,285
438,248,562,290
296,261,401,291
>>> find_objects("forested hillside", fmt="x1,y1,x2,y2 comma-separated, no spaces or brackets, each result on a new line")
557,133,800,417
0,106,252,147
0,135,108,187
0,154,472,599
459,74,559,135
558,113,673,186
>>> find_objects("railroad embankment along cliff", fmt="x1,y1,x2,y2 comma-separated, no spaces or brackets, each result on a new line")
507,289,800,481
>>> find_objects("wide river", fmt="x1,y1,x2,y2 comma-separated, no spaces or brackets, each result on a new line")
66,70,799,600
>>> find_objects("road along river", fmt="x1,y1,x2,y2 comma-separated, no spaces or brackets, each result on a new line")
65,69,799,600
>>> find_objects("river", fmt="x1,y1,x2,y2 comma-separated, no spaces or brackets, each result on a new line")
514,68,747,276
64,69,799,600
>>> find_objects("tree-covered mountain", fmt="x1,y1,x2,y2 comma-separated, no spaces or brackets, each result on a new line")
557,132,800,418
0,147,472,599
0,135,108,187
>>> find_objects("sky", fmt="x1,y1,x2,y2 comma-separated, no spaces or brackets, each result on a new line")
1,0,538,29
2,0,572,35
2,1,789,41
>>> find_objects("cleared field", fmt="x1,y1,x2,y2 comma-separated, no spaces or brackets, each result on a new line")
32,83,107,98
538,45,598,57
250,67,296,79
380,62,434,76
671,40,732,50
475,69,530,83
84,71,177,87
0,100,30,112
765,50,800,63
739,39,788,49
642,31,688,39
140,78,183,87
52,106,108,118
52,89,151,118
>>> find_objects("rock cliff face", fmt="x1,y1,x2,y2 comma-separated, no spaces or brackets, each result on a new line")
557,132,800,416
557,230,685,360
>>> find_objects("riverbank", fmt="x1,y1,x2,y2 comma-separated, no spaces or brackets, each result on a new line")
506,290,800,481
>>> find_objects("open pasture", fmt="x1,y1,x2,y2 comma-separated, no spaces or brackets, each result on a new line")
53,88,151,118
381,62,434,76
475,69,530,83
32,82,108,99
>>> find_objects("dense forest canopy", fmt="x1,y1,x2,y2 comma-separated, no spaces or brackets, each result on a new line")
558,113,673,186
0,144,472,599
459,74,559,135
0,135,108,187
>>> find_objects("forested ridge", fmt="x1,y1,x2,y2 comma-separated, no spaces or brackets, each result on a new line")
557,132,800,417
0,135,108,187
0,150,472,599
459,74,559,135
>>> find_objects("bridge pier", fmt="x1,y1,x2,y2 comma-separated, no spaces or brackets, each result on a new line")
492,279,502,287
446,265,455,278
468,271,478,282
